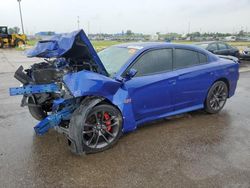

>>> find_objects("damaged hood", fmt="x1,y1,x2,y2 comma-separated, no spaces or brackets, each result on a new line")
26,30,108,76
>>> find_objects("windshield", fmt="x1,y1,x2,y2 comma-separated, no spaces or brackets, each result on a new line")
98,46,138,76
195,43,209,49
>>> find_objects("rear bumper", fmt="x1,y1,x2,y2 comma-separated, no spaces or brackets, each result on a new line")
228,63,239,98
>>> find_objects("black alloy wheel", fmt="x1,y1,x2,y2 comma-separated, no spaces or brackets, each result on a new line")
81,104,122,153
205,81,228,114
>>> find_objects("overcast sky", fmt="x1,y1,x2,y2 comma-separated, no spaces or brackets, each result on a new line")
0,0,249,35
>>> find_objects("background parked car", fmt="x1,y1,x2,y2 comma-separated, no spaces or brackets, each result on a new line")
240,46,250,60
194,41,239,57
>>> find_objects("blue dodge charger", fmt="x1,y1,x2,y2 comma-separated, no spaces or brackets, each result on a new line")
9,30,239,154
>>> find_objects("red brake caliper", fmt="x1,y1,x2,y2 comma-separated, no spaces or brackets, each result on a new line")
103,112,112,132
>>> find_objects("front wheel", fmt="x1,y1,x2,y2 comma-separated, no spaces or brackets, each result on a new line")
70,104,123,154
205,81,228,114
28,96,47,120
15,39,25,47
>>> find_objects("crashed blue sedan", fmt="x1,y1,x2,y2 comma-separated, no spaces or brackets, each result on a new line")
9,30,239,154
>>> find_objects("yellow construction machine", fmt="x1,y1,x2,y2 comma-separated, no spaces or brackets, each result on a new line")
0,26,27,48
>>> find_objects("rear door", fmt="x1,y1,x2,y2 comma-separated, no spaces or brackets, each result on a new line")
216,43,230,55
172,48,213,110
124,48,176,120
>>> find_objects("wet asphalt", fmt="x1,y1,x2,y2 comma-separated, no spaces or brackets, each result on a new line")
0,49,250,188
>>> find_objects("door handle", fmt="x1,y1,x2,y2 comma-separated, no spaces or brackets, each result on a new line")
168,79,176,85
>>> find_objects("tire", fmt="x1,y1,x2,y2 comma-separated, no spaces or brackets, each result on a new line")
14,39,25,47
204,81,228,114
0,40,3,48
69,104,123,154
28,97,47,121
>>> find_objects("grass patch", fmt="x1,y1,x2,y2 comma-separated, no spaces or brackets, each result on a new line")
26,39,39,46
227,41,250,47
91,40,123,51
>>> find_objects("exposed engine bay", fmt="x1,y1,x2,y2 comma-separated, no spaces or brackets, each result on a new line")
13,57,99,120
9,30,111,137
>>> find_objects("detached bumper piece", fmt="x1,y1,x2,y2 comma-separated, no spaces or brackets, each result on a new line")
34,99,78,135
9,83,60,96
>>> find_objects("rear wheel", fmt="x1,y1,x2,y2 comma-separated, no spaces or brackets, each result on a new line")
205,81,228,114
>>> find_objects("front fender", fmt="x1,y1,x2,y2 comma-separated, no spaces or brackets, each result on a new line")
63,70,121,97
63,70,137,133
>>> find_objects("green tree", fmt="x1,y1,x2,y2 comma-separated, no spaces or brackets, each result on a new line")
126,30,133,36
238,30,244,36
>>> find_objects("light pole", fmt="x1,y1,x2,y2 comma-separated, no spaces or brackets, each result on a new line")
77,16,80,30
17,0,24,34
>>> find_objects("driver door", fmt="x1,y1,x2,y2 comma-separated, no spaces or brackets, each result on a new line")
123,48,176,121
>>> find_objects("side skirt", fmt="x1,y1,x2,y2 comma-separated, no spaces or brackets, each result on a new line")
136,104,204,126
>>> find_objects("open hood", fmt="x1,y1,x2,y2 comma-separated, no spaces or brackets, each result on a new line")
26,30,108,76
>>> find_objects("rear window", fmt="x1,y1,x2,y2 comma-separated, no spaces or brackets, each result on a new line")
174,49,200,69
198,53,207,64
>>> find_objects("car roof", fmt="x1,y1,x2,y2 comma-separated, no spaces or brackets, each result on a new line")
115,42,168,48
115,42,210,54
194,41,218,45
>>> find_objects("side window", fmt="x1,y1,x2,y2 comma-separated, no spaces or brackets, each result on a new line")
174,49,200,69
207,43,218,51
131,49,173,77
0,27,6,34
226,44,233,49
218,43,228,50
198,53,207,64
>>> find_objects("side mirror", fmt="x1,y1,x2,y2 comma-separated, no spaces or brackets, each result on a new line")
126,69,137,80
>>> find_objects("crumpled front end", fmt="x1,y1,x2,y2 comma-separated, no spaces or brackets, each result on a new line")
9,66,80,135
33,98,79,135
9,29,109,136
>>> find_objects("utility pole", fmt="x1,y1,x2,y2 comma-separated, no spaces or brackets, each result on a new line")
188,22,191,34
17,0,24,34
87,21,90,36
77,16,80,30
